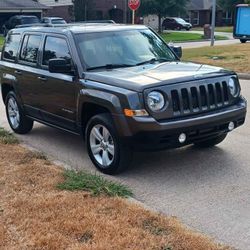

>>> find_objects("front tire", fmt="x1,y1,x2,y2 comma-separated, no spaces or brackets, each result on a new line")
86,113,132,175
194,134,227,148
240,39,247,43
5,91,33,134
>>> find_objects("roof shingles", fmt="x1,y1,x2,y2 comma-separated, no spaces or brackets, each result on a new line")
188,0,217,10
0,0,48,10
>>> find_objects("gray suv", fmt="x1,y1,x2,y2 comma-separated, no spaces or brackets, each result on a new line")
0,24,247,174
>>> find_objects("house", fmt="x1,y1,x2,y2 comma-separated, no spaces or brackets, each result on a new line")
77,0,128,24
187,0,233,26
39,0,74,22
0,0,48,30
144,0,233,29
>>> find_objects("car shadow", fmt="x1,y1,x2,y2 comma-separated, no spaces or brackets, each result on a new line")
21,123,238,187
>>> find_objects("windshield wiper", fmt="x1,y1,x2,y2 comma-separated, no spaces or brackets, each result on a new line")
136,58,171,66
87,64,134,71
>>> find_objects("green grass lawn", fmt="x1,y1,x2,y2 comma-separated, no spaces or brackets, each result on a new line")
161,32,227,43
192,26,233,33
183,43,250,73
0,36,4,50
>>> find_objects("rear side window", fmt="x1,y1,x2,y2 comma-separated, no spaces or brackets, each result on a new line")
20,34,42,64
3,34,21,61
42,36,71,66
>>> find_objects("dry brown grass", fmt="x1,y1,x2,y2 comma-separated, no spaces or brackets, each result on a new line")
0,143,231,250
183,43,250,73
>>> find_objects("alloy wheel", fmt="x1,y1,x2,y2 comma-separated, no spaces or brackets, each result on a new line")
7,97,20,129
89,125,115,168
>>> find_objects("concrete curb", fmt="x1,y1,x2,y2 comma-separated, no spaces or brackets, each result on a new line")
238,73,250,80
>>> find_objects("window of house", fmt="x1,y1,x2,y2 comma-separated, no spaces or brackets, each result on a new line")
42,36,71,66
191,11,199,26
3,33,21,61
20,35,42,64
222,11,232,25
183,12,191,24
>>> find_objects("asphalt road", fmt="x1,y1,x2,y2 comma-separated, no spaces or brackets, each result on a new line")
0,80,249,249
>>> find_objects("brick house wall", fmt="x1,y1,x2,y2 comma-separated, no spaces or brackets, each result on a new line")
39,0,74,21
43,5,73,22
85,0,129,23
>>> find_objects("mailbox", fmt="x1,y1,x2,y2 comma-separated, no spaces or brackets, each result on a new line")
234,4,250,43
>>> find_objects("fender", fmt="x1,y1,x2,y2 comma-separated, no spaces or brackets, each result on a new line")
0,61,25,106
76,79,142,137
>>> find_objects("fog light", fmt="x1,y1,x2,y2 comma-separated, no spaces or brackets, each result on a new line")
179,133,187,144
228,122,235,131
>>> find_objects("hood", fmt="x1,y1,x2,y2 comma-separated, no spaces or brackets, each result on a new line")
85,61,233,92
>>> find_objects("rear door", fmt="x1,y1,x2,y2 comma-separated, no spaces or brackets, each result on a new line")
16,33,44,118
38,35,77,131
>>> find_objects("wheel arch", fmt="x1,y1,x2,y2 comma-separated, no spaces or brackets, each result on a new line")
80,102,112,132
1,83,14,104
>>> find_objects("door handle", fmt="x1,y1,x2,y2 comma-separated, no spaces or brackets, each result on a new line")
14,70,22,75
38,76,47,82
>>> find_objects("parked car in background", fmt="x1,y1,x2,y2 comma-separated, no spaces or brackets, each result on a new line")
162,17,192,31
2,15,40,36
41,17,67,25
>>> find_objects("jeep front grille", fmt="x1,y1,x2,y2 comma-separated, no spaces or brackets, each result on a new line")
170,81,229,116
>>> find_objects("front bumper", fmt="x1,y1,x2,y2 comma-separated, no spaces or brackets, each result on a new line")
115,97,247,151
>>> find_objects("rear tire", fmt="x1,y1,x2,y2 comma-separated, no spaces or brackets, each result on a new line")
240,39,247,43
5,91,33,134
86,113,132,175
194,134,227,148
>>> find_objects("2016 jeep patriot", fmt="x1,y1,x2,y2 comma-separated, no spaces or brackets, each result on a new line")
0,24,247,174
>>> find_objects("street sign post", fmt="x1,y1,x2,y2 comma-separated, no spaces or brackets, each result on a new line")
211,0,216,46
128,0,140,24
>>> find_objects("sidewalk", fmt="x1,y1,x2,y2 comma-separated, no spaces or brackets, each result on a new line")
164,30,239,49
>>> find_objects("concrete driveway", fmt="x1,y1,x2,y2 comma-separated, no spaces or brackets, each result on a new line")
0,80,249,249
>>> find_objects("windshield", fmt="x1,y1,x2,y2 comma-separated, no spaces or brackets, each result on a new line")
75,29,177,70
21,17,40,24
51,19,66,24
175,18,187,24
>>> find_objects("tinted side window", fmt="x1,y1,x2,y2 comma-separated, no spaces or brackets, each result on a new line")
42,18,49,23
20,35,42,64
3,34,21,61
42,36,71,66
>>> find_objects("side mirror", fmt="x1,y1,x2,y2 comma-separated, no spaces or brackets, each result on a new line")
48,58,73,74
169,45,182,59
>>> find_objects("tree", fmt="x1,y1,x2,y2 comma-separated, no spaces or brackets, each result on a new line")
73,0,93,21
139,0,189,33
218,0,250,12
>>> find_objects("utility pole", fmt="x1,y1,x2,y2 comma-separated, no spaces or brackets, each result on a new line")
211,0,216,46
124,0,127,24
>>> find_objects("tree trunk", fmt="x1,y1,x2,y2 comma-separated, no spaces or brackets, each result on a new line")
158,13,162,33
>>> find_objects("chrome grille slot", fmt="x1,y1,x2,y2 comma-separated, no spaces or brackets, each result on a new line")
171,90,180,112
222,81,229,103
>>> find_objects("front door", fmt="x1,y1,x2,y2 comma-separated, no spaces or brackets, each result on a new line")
39,35,77,131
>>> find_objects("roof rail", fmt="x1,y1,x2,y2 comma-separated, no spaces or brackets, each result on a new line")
15,20,117,29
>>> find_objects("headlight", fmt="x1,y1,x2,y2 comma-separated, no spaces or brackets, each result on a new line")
147,91,165,111
228,77,239,97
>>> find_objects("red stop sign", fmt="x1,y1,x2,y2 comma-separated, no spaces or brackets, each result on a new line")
128,0,140,11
